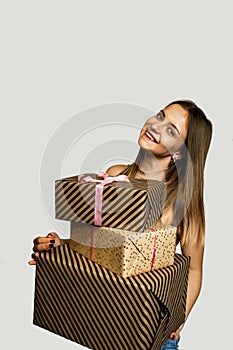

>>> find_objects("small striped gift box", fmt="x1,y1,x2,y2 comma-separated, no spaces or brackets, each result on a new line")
55,173,165,232
33,243,189,350
69,221,177,277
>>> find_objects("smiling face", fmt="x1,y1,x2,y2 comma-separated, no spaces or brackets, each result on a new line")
138,104,189,158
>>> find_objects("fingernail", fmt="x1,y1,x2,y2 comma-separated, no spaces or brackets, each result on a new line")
50,240,55,243
49,243,54,248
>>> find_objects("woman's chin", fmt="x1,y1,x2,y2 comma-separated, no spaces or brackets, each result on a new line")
138,137,155,150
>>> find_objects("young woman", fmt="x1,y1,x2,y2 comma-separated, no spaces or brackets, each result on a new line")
29,100,213,349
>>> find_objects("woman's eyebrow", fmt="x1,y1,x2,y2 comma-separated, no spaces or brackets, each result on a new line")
161,110,180,135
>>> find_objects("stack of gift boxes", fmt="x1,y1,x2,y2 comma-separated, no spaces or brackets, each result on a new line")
33,173,190,350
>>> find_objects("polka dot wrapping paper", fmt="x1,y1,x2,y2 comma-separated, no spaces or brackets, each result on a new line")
69,221,177,277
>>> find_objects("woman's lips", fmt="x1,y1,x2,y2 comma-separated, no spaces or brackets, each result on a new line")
144,129,159,143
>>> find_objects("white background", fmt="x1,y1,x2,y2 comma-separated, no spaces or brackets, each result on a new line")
1,1,233,349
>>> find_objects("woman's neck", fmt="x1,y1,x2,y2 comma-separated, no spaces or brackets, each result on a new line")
137,150,170,181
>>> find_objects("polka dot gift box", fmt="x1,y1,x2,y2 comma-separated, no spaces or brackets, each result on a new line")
69,221,177,278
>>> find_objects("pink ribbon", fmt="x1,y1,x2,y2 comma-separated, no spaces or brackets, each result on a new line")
81,172,130,226
150,229,157,271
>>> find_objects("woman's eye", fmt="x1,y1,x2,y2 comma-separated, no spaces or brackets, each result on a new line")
155,112,164,121
168,127,176,137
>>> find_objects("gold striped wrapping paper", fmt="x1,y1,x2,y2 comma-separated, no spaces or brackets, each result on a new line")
55,174,165,232
70,221,177,277
33,243,190,350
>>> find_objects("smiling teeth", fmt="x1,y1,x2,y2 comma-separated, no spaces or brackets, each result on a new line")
146,131,155,142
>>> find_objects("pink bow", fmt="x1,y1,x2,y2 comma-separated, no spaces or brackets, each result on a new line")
81,172,130,226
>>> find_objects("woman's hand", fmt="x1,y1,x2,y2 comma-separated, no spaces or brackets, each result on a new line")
169,331,180,341
169,322,184,341
28,232,61,265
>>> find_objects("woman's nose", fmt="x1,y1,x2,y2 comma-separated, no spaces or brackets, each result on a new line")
150,125,161,135
149,125,161,143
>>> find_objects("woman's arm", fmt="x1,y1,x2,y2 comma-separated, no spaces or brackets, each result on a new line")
170,237,204,339
181,238,204,320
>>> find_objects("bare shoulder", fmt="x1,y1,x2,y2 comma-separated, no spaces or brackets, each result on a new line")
106,164,128,176
160,208,174,226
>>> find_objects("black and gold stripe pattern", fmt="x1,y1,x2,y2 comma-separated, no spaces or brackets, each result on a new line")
55,174,165,232
33,243,189,350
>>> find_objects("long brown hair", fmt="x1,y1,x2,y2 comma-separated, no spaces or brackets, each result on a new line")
120,100,213,247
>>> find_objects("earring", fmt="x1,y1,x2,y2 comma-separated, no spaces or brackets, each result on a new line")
172,155,177,163
169,156,175,166
169,153,180,166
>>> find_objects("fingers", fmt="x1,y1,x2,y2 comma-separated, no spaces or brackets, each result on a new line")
33,232,57,243
33,240,55,252
28,259,37,265
31,252,40,260
46,232,59,239
29,232,61,266
33,236,51,244
28,252,40,266
47,232,61,246
33,232,59,252
28,253,39,265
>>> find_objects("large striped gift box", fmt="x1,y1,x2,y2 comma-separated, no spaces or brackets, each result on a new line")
55,174,165,232
33,243,190,350
69,221,177,277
